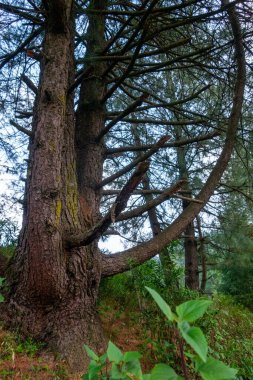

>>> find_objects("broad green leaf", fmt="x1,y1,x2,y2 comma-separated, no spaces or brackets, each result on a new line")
124,359,143,378
143,375,151,380
197,357,238,380
81,374,89,380
87,360,101,379
107,341,123,363
179,323,208,362
149,364,179,380
145,287,175,321
83,345,99,361
123,351,142,362
110,362,122,379
0,294,4,302
176,300,212,322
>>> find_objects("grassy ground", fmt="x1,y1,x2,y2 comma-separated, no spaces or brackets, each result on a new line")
0,293,253,379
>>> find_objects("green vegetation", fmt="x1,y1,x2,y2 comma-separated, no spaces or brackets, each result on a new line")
98,261,253,379
84,289,237,379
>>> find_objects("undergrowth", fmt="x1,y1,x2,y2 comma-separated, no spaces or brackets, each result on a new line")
98,260,253,379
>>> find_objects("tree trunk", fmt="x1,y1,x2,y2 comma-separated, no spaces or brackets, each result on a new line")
175,133,199,290
197,216,207,292
4,0,106,372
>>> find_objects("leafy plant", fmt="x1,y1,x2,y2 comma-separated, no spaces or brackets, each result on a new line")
83,288,238,380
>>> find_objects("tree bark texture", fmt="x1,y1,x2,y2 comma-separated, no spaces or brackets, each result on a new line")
5,0,106,371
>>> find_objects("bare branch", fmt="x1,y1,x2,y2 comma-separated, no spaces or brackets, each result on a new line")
99,136,170,188
117,180,187,221
106,117,207,126
106,131,220,155
0,2,42,24
67,162,149,248
21,74,38,95
0,27,43,70
10,120,33,138
97,93,149,140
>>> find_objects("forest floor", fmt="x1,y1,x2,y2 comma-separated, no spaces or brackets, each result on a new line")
1,295,253,379
0,305,147,379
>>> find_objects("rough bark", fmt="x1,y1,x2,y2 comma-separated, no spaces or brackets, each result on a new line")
4,0,106,372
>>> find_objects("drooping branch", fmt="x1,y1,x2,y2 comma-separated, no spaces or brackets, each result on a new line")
99,136,170,188
66,161,149,248
100,1,246,277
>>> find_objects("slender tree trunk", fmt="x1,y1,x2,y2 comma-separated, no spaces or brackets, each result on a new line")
196,216,207,292
142,174,179,289
176,134,199,290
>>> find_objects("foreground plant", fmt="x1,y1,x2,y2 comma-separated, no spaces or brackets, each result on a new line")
82,287,237,380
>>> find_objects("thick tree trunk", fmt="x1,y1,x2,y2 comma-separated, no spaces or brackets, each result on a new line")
4,0,106,372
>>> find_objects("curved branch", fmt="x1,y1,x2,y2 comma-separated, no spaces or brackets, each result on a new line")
101,2,246,277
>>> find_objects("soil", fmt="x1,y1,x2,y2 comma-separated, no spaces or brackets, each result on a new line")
0,305,147,379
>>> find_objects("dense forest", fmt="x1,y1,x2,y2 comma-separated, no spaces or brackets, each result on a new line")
0,0,253,378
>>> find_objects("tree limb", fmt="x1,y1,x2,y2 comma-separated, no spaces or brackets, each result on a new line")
117,179,187,221
10,120,33,138
100,1,246,277
66,161,149,248
97,93,149,140
21,74,38,95
106,131,220,155
99,136,170,188
0,27,43,70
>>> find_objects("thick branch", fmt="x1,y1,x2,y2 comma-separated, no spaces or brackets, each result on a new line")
67,162,149,248
101,2,246,277
117,180,187,221
99,136,170,188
